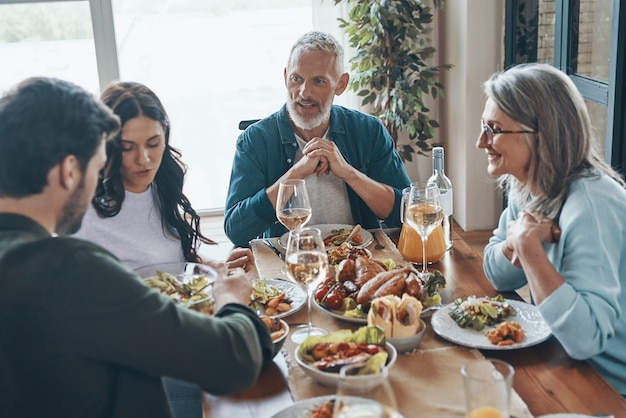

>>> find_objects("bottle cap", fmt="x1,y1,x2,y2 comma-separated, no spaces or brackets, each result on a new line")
433,147,444,158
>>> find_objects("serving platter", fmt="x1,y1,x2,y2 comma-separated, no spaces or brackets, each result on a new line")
278,224,373,249
431,298,552,350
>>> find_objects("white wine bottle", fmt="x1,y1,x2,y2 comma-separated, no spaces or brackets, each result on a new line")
427,147,453,250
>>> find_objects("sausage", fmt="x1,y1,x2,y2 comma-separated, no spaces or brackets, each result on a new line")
337,258,355,282
373,274,406,299
356,270,395,305
354,256,386,287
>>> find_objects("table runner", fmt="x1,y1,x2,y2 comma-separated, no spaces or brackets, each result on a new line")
283,345,533,418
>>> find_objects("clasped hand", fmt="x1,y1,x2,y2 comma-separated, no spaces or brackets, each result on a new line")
503,211,561,267
299,137,351,179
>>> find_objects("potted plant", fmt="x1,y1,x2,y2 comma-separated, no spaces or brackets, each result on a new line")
330,0,451,161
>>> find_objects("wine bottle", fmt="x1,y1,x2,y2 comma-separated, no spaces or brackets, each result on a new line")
428,147,453,250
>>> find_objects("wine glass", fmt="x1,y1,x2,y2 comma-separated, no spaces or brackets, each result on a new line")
404,182,443,279
333,362,401,418
276,179,312,232
284,227,328,343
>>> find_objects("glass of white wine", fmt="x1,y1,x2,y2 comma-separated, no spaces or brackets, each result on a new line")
333,362,401,418
404,182,443,279
276,179,312,232
284,227,328,343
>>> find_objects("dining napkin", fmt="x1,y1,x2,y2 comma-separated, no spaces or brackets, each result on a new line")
285,345,533,418
250,237,288,280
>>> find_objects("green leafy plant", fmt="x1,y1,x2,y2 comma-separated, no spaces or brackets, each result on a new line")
331,0,452,160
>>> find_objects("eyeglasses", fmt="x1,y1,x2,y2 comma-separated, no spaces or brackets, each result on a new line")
481,121,537,142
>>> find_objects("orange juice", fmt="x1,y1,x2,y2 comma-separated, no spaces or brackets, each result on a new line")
397,223,446,263
469,407,504,418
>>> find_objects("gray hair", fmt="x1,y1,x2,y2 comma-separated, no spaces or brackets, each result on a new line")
483,63,625,218
287,31,345,77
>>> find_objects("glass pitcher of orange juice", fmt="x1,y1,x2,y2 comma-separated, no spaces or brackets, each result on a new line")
398,186,447,264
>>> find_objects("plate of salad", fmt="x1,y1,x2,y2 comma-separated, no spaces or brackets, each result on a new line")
251,278,306,319
431,296,552,350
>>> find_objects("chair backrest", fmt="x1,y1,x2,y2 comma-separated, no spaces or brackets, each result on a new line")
238,119,261,130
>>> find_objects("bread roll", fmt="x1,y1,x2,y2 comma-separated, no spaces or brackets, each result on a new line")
367,295,399,338
392,294,423,338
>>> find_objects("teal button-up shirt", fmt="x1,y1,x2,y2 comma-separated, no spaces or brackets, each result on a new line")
224,104,411,247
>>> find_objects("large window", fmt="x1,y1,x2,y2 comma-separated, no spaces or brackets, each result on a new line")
0,0,313,212
0,1,100,92
505,0,625,174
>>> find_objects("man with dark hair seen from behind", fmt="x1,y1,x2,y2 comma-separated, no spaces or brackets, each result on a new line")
0,77,273,417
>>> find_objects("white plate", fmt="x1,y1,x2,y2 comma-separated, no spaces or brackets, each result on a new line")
314,298,442,324
278,224,374,249
269,395,404,418
254,278,306,319
431,299,552,350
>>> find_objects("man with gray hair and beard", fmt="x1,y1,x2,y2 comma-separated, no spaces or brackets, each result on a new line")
225,31,411,247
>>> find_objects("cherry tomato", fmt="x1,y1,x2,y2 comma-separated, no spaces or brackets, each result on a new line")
315,276,335,302
323,284,347,310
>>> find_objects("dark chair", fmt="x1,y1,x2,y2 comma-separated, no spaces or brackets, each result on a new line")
238,119,261,130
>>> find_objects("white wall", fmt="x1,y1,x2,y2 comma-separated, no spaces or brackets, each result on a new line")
439,0,505,231
313,0,505,231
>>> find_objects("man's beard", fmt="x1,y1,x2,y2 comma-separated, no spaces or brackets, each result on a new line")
57,176,89,236
286,95,331,131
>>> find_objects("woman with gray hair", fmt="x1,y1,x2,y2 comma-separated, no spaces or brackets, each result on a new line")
478,63,626,395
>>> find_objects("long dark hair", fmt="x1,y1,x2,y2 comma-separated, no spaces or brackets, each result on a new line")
93,81,215,262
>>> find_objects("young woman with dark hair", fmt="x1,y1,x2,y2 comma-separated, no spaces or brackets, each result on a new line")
73,81,256,418
75,81,253,271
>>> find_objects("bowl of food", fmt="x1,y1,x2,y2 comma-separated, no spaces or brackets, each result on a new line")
134,262,217,314
261,317,289,356
368,294,426,354
387,319,427,354
294,326,397,389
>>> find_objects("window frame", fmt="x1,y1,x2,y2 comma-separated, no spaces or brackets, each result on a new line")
504,0,626,174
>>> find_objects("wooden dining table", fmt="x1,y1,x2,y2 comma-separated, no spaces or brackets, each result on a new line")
202,228,626,418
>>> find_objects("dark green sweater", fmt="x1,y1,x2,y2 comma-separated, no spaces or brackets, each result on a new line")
0,213,273,418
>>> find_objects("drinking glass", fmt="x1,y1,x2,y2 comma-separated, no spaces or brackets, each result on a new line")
276,179,312,232
284,227,328,343
461,358,514,418
404,182,443,278
333,362,401,418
